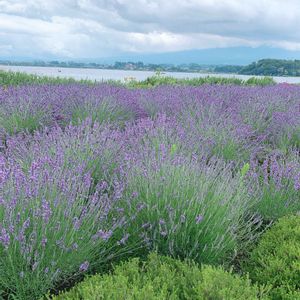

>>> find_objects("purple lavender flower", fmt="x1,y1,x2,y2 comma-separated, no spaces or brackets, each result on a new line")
195,215,204,224
117,233,129,245
79,261,89,272
32,261,39,271
93,229,113,241
22,218,30,230
0,228,10,248
41,237,47,247
142,222,152,229
131,191,138,198
72,243,78,250
73,217,81,230
159,219,166,225
41,199,52,223
116,207,125,214
136,202,146,211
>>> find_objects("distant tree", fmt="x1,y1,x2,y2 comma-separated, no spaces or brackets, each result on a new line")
239,59,300,76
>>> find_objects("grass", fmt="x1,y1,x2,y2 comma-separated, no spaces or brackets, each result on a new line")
0,70,98,86
0,69,276,87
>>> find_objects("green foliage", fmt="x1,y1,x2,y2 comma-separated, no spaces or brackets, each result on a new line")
0,70,276,88
250,151,300,222
0,70,96,86
210,138,243,161
245,77,275,86
243,215,300,299
50,252,269,300
276,127,300,154
71,98,134,127
0,109,45,135
254,183,300,221
128,75,275,88
0,97,49,137
240,59,300,76
241,163,250,177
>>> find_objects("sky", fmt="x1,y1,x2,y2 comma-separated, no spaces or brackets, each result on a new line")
1,0,300,61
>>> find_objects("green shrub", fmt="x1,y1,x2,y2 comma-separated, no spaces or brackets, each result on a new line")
50,252,269,300
127,75,275,88
243,215,300,299
245,77,275,86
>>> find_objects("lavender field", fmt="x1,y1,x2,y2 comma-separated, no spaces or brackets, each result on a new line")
0,82,299,299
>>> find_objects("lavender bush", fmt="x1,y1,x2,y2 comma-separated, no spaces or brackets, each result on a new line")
0,150,135,299
116,118,259,265
5,119,123,189
0,93,50,138
70,97,135,127
0,84,139,134
249,148,300,221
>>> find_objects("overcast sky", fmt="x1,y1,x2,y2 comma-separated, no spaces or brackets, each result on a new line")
1,0,300,59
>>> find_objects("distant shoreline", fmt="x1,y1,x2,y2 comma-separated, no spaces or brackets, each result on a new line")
0,63,215,74
1,59,300,78
1,64,300,84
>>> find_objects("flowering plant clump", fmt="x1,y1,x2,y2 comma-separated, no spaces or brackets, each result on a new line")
5,118,124,188
116,118,259,265
0,151,135,299
249,148,300,220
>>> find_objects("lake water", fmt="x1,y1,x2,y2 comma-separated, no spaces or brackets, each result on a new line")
1,65,300,84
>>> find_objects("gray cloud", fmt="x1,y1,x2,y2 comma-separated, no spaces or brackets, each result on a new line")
0,0,300,58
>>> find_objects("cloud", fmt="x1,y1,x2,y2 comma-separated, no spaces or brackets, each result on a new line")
0,0,300,58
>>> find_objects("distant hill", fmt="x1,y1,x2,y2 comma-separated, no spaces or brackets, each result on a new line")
238,59,300,76
214,59,300,77
2,57,300,77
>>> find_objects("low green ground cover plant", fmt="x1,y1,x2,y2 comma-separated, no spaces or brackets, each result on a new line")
243,215,300,299
50,252,269,300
